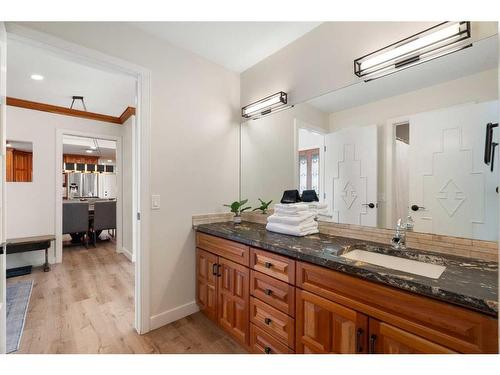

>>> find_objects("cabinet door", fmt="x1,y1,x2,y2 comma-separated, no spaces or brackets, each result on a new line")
368,319,456,354
196,248,218,322
218,257,250,347
296,289,368,354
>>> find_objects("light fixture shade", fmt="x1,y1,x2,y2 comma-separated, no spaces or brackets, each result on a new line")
354,21,471,81
242,91,288,119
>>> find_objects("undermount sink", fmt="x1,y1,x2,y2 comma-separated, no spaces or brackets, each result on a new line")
341,249,446,279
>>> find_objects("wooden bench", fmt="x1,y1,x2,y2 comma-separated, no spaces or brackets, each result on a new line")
6,235,56,272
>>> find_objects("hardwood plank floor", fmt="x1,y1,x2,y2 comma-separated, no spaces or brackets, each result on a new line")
7,241,245,354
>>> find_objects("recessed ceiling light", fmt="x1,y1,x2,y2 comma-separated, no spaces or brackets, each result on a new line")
107,160,112,163
85,149,93,153
30,74,44,81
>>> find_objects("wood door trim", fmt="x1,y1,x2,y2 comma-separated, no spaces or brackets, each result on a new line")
7,97,136,125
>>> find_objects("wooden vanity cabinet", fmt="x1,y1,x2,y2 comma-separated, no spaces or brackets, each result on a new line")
196,232,498,354
296,289,368,354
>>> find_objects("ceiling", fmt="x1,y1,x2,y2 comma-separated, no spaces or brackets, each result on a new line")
63,135,116,160
7,39,137,116
307,35,498,114
130,22,322,73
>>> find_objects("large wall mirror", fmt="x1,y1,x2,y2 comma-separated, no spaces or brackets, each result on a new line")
240,34,499,241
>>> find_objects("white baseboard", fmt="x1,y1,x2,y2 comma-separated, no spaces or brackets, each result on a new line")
149,300,199,331
120,247,135,262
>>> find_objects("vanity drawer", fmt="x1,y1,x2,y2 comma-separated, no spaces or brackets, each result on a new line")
250,248,295,284
250,270,295,317
250,297,295,349
196,232,249,266
250,324,294,354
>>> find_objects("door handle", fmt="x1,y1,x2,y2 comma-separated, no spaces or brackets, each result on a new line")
484,122,498,166
369,334,377,354
356,328,364,353
411,204,425,212
362,203,376,209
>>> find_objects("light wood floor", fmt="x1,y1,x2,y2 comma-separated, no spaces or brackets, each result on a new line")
7,241,245,354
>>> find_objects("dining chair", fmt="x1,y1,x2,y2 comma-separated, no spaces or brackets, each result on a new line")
92,200,117,246
63,201,90,248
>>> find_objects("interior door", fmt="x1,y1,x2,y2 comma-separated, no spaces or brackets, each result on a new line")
195,248,218,322
0,21,7,354
325,125,378,226
408,102,499,240
296,290,368,354
217,257,249,347
368,319,456,354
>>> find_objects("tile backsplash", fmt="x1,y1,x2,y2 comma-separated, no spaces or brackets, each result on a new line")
193,211,498,262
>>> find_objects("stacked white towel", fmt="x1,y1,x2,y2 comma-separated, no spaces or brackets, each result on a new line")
266,203,319,236
307,202,329,217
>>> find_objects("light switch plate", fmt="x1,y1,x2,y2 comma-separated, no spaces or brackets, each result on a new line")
151,195,161,210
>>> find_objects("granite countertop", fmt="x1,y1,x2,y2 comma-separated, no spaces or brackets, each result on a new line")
195,221,499,317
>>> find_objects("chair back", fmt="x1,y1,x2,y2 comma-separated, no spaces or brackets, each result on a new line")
93,200,116,231
63,201,89,234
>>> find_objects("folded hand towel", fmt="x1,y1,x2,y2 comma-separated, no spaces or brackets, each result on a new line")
267,212,316,225
308,202,328,210
274,203,309,213
266,222,319,237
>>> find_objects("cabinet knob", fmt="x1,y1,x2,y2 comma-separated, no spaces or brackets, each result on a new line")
369,334,377,354
356,328,364,353
264,289,273,296
264,346,272,354
264,262,273,269
362,203,376,209
411,204,425,212
264,317,272,325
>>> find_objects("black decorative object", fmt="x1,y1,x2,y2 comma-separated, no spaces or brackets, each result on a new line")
97,164,105,173
64,162,75,171
354,22,471,81
280,189,301,204
105,165,114,173
76,163,85,172
301,190,319,202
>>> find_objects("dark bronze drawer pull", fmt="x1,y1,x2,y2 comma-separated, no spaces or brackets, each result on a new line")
356,328,364,353
264,317,272,325
369,334,377,354
264,262,273,269
264,346,272,354
212,263,218,276
264,289,273,296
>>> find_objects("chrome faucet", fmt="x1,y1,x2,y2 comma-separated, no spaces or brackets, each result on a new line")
391,218,406,250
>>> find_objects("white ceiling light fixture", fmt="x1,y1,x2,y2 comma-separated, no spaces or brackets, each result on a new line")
30,74,44,81
85,149,94,153
242,91,289,119
354,21,472,82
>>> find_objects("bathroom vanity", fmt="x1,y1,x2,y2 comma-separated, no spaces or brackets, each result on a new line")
194,222,498,354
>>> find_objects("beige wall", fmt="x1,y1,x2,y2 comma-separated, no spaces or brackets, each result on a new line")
9,22,241,328
241,22,498,107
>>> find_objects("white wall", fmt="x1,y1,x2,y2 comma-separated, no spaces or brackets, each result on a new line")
121,116,134,259
5,106,129,268
9,22,241,327
241,102,328,206
241,22,497,107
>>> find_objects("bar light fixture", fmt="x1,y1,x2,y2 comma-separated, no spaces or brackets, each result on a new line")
354,21,471,81
242,91,289,119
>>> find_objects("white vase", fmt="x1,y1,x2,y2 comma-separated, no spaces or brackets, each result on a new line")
233,215,242,224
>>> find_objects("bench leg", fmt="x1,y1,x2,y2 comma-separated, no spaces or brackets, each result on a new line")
44,248,51,272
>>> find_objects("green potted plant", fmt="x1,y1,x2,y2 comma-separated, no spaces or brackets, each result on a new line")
224,199,252,224
252,198,273,214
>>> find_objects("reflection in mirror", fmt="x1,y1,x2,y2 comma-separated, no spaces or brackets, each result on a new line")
6,140,33,182
240,34,499,241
